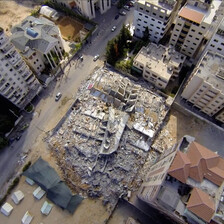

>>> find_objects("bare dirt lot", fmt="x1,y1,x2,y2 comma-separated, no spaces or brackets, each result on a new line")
0,0,41,35
57,16,84,41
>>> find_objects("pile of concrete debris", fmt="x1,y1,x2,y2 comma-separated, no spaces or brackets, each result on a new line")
48,68,172,209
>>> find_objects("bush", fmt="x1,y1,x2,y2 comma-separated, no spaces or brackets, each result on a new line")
22,161,31,172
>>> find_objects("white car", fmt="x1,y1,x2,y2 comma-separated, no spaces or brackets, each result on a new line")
119,10,126,16
111,26,117,32
93,55,99,61
55,92,62,101
124,5,130,10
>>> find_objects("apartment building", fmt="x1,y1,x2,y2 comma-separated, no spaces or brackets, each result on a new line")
132,43,186,89
169,0,222,58
203,18,224,56
0,28,41,109
181,51,224,123
51,0,111,19
75,0,111,19
10,16,64,75
138,136,224,224
133,0,177,43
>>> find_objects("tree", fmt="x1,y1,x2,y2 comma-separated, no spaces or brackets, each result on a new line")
106,40,117,65
142,26,150,42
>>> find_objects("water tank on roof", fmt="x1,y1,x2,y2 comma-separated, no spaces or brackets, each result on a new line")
26,28,38,38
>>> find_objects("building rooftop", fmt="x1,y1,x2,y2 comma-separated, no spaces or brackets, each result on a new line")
194,51,224,92
137,0,176,14
168,140,224,187
10,16,60,54
179,0,221,24
186,187,215,222
134,43,185,81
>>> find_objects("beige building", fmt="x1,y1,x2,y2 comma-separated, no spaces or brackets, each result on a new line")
181,51,224,123
169,0,221,58
0,28,41,109
132,43,186,89
10,16,64,75
138,136,224,224
134,0,177,43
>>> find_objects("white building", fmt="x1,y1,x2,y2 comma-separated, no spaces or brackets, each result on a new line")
0,28,41,109
132,43,186,89
75,0,111,19
169,0,222,58
181,51,224,123
203,18,224,56
51,0,111,19
133,0,177,43
10,16,64,75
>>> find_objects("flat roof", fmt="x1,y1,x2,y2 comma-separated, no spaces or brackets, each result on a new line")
179,7,204,24
179,0,222,25
134,43,186,81
195,51,224,92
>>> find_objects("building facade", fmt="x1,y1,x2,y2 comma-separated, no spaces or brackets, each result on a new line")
169,0,221,58
203,18,224,56
10,16,64,75
132,43,186,89
181,51,224,123
75,0,111,19
138,136,224,224
0,28,41,109
133,0,177,43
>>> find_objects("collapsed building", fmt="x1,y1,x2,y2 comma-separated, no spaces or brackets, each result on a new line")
48,68,172,209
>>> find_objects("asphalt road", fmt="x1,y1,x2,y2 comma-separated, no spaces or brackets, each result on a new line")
0,5,135,193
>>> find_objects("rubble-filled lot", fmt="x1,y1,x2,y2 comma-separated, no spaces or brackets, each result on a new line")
48,68,172,210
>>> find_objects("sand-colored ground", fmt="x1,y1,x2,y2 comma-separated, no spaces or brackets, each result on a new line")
0,1,40,35
0,177,109,224
57,16,84,41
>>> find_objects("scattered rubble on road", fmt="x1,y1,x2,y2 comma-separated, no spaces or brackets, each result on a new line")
48,68,173,210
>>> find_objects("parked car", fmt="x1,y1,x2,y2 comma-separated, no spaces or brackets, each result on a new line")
93,54,99,61
55,92,62,101
119,10,126,16
115,14,119,20
124,5,130,10
111,26,117,32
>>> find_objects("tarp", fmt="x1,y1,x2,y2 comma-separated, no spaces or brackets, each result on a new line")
23,157,83,213
23,157,60,190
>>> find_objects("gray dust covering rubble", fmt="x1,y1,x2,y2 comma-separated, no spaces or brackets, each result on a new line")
48,68,171,210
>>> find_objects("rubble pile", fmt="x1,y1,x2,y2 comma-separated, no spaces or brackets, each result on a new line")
48,68,171,209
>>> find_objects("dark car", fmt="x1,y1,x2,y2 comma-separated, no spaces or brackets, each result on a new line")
115,14,119,20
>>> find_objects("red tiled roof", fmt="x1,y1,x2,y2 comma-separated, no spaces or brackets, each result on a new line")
168,151,190,183
187,188,215,222
168,141,224,186
179,7,204,24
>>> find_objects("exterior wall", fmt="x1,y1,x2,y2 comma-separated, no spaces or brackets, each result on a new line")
169,16,209,58
134,0,176,43
133,43,185,89
0,29,41,109
26,52,45,74
75,0,111,19
215,109,224,123
138,146,177,203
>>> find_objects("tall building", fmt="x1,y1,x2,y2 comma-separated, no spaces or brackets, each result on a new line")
51,0,111,19
181,51,224,123
132,43,186,89
10,16,64,75
133,0,177,43
0,28,41,109
138,135,224,224
75,0,111,19
169,0,222,58
203,18,224,56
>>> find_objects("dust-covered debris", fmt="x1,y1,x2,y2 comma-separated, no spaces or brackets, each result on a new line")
48,68,172,210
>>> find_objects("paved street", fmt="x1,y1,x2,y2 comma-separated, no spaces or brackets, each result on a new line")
0,5,135,194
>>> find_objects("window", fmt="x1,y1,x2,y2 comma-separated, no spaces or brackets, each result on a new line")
189,35,192,37
198,32,202,35
153,13,156,16
201,26,206,29
191,29,195,32
140,7,143,10
217,48,222,51
144,21,147,23
210,44,215,47
146,10,149,13
214,39,218,42
145,15,148,18
177,23,182,26
195,37,199,40
139,13,142,16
